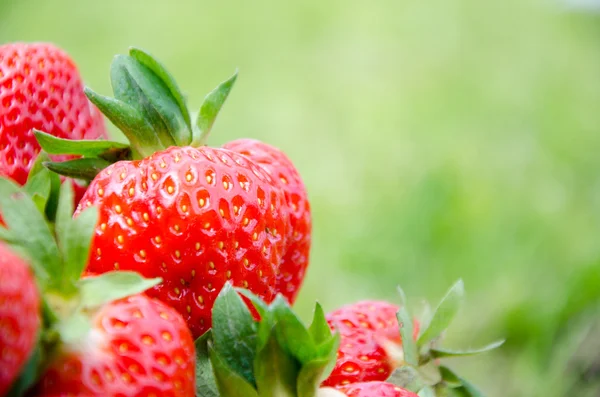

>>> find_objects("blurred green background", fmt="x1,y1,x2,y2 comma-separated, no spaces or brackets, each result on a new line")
2,0,600,395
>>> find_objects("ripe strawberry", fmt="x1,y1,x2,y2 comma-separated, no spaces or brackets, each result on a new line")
322,301,419,387
35,294,195,397
78,145,291,338
0,242,41,396
0,42,107,200
223,138,311,303
38,48,311,338
337,381,419,397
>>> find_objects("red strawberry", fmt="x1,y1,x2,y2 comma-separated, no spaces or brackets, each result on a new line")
39,48,311,339
0,42,107,200
323,301,419,387
223,138,311,303
337,381,419,397
35,294,195,397
0,242,41,396
77,145,291,338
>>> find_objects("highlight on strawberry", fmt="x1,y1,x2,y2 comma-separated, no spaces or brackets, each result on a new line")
32,47,311,339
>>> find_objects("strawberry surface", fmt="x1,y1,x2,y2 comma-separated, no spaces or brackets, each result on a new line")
77,145,291,338
36,294,195,397
223,138,311,303
323,301,419,387
0,242,40,396
338,381,419,397
0,42,106,198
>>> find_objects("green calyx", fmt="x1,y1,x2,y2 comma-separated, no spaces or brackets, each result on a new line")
387,280,505,397
34,47,237,182
195,283,340,397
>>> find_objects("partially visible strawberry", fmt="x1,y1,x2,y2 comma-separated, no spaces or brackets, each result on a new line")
35,293,195,397
0,242,41,396
337,381,419,397
322,301,419,387
223,138,311,303
0,42,107,202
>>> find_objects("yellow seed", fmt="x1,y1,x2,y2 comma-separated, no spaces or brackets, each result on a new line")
195,242,201,250
186,173,192,182
119,343,128,352
142,335,154,345
100,223,107,231
162,332,172,341
157,356,168,366
139,250,146,258
142,182,147,190
143,213,149,221
174,224,180,232
243,258,249,267
262,246,267,254
120,172,126,180
160,312,169,320
162,262,167,269
223,181,229,189
219,208,225,217
117,235,124,244
234,241,239,249
204,222,210,229
151,173,158,181
175,250,181,259
126,218,133,226
252,232,258,241
180,278,185,285
209,261,215,269
242,280,249,288
133,310,142,318
128,187,134,197
186,305,191,313
174,153,181,163
155,236,162,244
174,287,180,295
114,262,120,270
191,270,196,277
115,204,122,214
243,218,249,226
96,248,101,256
122,373,132,383
234,205,239,214
258,270,263,277
167,185,174,194
181,204,188,212
206,175,212,184
199,198,205,207
280,177,288,184
98,188,104,196
207,283,213,289
377,368,385,374
197,295,204,304
160,161,166,168
218,241,224,250
360,355,369,361
226,270,231,279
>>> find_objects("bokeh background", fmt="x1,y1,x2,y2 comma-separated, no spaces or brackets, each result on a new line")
2,0,600,395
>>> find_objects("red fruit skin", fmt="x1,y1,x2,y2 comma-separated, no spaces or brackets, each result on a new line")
223,139,311,303
0,243,40,396
322,301,420,387
76,145,291,338
0,42,107,196
338,381,419,397
36,294,195,397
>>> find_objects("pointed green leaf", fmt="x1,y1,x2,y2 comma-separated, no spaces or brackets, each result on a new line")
235,287,273,349
236,287,269,318
211,283,258,386
44,158,112,182
430,340,505,359
77,271,162,309
209,344,259,397
297,357,336,397
271,295,316,363
417,279,465,348
439,365,462,388
254,328,299,397
308,303,332,345
28,152,62,221
24,167,51,208
194,70,237,145
306,334,340,393
438,366,485,397
34,130,130,159
0,178,58,281
418,386,436,397
195,331,220,397
129,47,192,131
396,305,418,366
85,87,163,158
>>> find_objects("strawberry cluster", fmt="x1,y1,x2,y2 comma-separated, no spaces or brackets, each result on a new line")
0,43,503,397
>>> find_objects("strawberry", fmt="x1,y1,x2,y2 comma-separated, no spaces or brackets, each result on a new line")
35,293,195,397
337,381,419,397
0,42,107,202
223,139,311,303
36,48,311,339
0,242,41,396
0,176,195,396
322,301,419,387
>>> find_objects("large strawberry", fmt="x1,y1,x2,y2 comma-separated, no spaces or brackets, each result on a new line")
35,48,311,338
322,301,419,387
337,381,419,397
0,42,107,201
0,242,41,396
0,176,195,396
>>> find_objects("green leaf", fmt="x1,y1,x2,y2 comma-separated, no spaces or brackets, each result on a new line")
24,167,51,209
387,366,426,392
28,152,62,222
55,185,99,282
396,285,418,366
314,332,340,380
6,342,41,396
77,271,162,309
43,158,112,182
56,311,90,345
271,295,316,363
308,303,332,345
438,366,485,397
236,287,269,318
194,70,238,145
195,331,220,397
430,340,505,359
0,178,59,282
439,365,462,388
209,344,259,397
417,279,465,348
85,88,163,158
235,288,274,350
129,47,192,131
254,328,299,397
211,282,258,386
418,386,437,397
34,130,130,158
297,357,334,397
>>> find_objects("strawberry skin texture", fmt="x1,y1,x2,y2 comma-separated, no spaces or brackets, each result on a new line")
322,301,419,387
76,145,291,338
36,294,195,397
338,381,419,397
223,138,311,303
0,43,106,196
0,243,40,396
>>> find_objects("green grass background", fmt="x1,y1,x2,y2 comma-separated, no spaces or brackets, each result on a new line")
2,0,600,395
